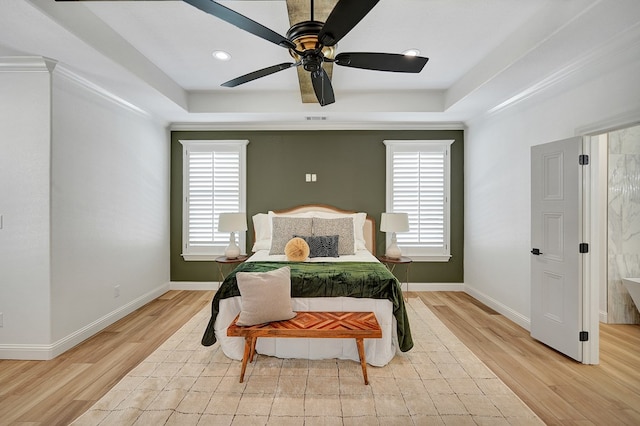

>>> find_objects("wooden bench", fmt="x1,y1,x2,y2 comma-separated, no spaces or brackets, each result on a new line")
227,311,382,385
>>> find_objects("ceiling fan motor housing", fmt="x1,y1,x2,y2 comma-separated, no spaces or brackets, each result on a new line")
286,20,336,64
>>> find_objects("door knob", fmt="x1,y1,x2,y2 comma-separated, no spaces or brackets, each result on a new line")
531,248,542,255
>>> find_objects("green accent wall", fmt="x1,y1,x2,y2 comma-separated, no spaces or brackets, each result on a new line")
171,129,464,283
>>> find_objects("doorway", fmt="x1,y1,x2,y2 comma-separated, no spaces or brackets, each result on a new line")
594,124,640,324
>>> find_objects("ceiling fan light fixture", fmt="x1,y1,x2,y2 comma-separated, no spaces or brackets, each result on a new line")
212,50,231,61
402,48,421,57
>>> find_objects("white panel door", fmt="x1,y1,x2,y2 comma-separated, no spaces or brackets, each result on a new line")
531,136,583,362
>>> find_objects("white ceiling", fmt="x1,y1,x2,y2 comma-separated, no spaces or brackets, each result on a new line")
1,0,639,128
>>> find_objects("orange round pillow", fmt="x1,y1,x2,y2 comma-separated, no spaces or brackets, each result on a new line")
284,237,310,261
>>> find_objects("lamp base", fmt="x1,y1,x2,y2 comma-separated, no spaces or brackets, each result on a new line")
225,232,240,259
385,242,402,260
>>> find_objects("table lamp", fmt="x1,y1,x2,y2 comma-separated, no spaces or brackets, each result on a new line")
218,212,247,259
380,212,409,259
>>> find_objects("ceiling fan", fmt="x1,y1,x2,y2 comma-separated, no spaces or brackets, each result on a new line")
185,0,429,106
57,0,429,106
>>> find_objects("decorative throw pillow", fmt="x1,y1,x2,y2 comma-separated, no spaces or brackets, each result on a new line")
269,217,313,255
312,217,355,255
236,266,296,326
284,237,310,261
309,211,368,251
296,235,339,258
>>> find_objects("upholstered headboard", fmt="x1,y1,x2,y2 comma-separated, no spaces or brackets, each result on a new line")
272,204,376,255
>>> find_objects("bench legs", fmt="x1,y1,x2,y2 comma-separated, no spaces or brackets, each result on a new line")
355,338,370,385
239,336,371,385
239,337,254,383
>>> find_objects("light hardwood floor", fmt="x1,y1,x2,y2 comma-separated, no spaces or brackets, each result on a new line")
0,290,214,426
418,291,640,426
1,290,639,425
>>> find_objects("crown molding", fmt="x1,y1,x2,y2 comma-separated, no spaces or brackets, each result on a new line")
0,56,57,73
54,64,154,119
486,22,640,117
169,121,465,132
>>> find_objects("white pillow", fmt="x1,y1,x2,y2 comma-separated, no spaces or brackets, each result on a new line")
251,213,271,251
236,266,296,326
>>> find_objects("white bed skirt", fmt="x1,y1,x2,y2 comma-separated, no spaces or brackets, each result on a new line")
215,296,398,367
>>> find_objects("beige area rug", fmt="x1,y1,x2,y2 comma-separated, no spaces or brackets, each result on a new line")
73,297,543,425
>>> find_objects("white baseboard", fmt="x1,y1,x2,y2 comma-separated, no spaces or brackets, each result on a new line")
464,286,531,331
170,281,218,291
0,344,54,361
0,283,170,360
407,282,465,292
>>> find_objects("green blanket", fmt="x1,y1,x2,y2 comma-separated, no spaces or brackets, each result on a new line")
201,261,413,352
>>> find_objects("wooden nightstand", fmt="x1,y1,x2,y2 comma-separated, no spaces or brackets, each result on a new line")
215,255,248,288
377,255,412,295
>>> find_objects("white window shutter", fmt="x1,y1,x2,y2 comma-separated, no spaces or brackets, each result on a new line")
385,140,453,261
180,140,248,260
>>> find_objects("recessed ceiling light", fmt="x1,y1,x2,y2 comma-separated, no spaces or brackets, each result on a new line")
212,50,231,61
402,49,420,57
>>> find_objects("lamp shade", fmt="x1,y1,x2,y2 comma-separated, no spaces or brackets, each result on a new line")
380,212,409,259
380,213,409,233
218,212,247,232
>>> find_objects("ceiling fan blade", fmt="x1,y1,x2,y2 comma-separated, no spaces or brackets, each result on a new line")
222,62,296,87
335,52,429,73
318,0,379,46
310,67,335,106
184,0,295,49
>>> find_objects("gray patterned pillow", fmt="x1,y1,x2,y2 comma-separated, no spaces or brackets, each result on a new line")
296,235,339,258
269,217,313,254
312,217,355,255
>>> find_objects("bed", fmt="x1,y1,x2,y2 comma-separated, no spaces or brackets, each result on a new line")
201,204,413,366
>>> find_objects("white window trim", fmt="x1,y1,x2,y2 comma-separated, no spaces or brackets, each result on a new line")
180,139,249,261
384,140,453,262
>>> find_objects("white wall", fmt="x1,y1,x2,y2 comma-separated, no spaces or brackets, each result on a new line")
464,51,640,329
49,68,171,348
0,58,53,348
0,58,171,359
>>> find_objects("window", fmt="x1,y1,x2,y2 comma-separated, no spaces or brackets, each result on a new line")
384,140,453,261
180,140,249,260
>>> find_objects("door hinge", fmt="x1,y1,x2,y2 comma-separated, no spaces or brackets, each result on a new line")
579,243,589,253
579,154,589,165
579,331,589,341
